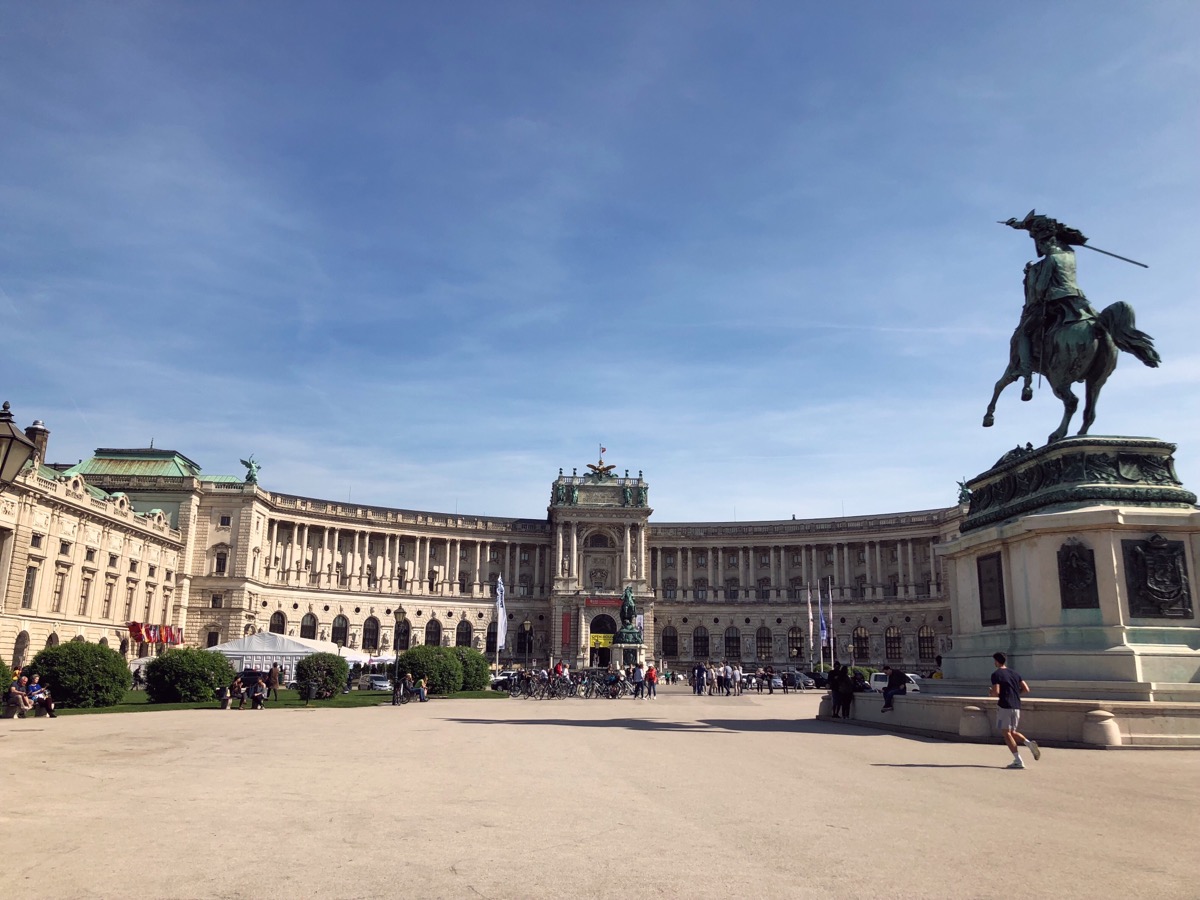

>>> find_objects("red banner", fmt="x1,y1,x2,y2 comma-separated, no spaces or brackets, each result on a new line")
561,612,571,648
584,597,620,607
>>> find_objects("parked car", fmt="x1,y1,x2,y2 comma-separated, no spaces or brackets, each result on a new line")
868,672,922,693
782,672,816,690
804,671,829,688
364,675,393,691
491,670,519,691
769,675,784,691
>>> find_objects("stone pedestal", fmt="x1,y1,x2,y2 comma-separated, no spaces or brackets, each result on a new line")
937,436,1200,703
611,628,644,667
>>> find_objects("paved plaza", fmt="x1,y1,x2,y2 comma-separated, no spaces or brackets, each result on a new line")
2,685,1198,899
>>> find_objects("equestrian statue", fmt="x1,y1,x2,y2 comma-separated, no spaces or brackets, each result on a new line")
982,210,1160,444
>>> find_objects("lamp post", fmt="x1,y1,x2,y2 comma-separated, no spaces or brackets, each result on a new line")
0,402,37,493
393,606,406,704
522,619,532,670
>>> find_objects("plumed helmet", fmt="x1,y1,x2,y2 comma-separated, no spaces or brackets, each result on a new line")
1004,209,1088,246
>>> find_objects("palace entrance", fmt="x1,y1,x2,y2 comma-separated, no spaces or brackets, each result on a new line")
589,614,616,668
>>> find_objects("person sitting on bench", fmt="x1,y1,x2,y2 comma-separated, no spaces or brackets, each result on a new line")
4,676,35,718
26,674,56,717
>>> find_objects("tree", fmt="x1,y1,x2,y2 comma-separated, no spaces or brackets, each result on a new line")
396,645,463,695
25,641,129,708
145,648,235,703
295,652,350,697
452,646,491,691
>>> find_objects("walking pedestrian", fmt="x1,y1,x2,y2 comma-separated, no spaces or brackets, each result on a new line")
632,662,645,699
990,652,1040,769
645,664,657,699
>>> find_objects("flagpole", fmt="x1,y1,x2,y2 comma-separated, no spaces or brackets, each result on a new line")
827,575,835,666
806,585,814,673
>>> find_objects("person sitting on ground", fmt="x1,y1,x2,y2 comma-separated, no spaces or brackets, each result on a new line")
229,676,246,710
26,674,57,717
250,676,269,710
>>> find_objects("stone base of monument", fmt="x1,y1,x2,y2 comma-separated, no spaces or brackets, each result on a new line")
910,436,1200,746
610,633,644,668
817,689,1200,747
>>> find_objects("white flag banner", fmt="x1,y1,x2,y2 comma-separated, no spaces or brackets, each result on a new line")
495,575,507,650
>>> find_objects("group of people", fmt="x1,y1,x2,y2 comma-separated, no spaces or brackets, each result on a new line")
627,662,658,699
826,662,869,718
5,668,57,718
689,662,794,696
227,663,282,710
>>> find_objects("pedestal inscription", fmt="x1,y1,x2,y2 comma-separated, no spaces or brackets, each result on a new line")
1058,539,1099,610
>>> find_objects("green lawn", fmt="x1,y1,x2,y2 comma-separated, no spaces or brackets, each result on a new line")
53,687,506,715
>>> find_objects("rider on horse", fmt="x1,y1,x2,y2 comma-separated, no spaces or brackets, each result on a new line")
1006,210,1098,401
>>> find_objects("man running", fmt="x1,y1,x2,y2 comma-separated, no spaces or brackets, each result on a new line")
990,652,1040,769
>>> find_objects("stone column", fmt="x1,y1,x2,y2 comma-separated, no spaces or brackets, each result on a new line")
570,524,578,581
906,539,915,597
623,524,631,582
473,540,483,597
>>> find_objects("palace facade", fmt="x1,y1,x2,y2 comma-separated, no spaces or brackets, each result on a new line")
1,410,962,673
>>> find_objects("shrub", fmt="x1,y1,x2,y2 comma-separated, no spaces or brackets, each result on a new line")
145,648,235,703
25,641,129,708
295,652,350,697
452,646,491,691
397,645,463,695
0,661,11,687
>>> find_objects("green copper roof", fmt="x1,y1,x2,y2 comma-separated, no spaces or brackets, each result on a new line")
66,448,203,479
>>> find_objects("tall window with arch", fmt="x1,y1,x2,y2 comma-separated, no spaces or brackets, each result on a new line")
456,620,472,647
362,617,380,651
661,625,678,658
755,627,772,661
918,625,937,661
485,621,497,654
724,627,741,659
395,619,411,651
692,626,709,659
853,626,870,660
269,612,286,634
300,613,318,640
885,626,902,661
425,618,443,647
787,627,805,660
331,615,349,646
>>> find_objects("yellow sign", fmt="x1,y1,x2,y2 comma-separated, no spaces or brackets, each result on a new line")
589,633,614,648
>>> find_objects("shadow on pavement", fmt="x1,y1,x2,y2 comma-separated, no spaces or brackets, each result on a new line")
871,763,998,769
446,717,898,736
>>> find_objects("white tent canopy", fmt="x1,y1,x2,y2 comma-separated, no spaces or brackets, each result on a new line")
206,631,374,673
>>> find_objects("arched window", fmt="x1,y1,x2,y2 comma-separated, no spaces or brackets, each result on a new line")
362,617,380,651
12,631,30,668
486,621,497,654
590,614,616,635
269,612,286,634
425,619,443,647
587,533,612,548
724,627,741,659
918,626,937,661
395,619,410,651
694,579,708,601
885,626,902,660
456,620,472,647
661,626,678,658
300,614,318,640
756,627,772,661
853,626,870,660
46,633,60,649
663,578,678,600
692,626,709,659
331,615,349,646
787,627,805,660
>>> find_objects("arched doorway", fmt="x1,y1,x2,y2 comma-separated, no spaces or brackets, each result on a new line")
589,614,617,668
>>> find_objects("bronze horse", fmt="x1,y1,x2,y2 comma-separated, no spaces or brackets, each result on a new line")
983,300,1160,444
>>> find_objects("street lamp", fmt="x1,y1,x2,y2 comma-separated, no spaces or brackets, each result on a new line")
393,605,406,704
522,619,532,670
0,402,37,491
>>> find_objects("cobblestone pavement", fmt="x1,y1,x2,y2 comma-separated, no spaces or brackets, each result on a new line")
2,686,1198,899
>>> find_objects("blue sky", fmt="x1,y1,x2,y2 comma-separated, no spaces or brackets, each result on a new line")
3,3,1197,521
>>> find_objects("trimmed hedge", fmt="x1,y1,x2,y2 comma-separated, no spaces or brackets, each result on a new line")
295,652,350,697
396,645,463,695
452,646,491,691
145,648,235,703
25,641,130,708
0,662,11,687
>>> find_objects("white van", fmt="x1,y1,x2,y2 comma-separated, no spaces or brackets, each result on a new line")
868,671,922,693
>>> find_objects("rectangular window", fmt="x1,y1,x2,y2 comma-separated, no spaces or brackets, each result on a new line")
109,554,118,568
664,585,677,600
215,553,227,575
165,570,173,582
520,550,529,563
101,581,114,619
51,570,66,612
489,550,499,562
148,565,156,579
759,553,769,567
60,541,71,555
85,548,96,563
792,553,801,565
144,588,154,621
211,594,223,608
696,554,707,567
977,552,1007,626
21,566,38,609
129,560,138,574
219,515,232,527
78,577,92,616
124,586,135,620
31,534,43,549
665,554,676,569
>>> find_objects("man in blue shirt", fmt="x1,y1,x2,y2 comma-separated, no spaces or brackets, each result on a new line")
990,652,1040,769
